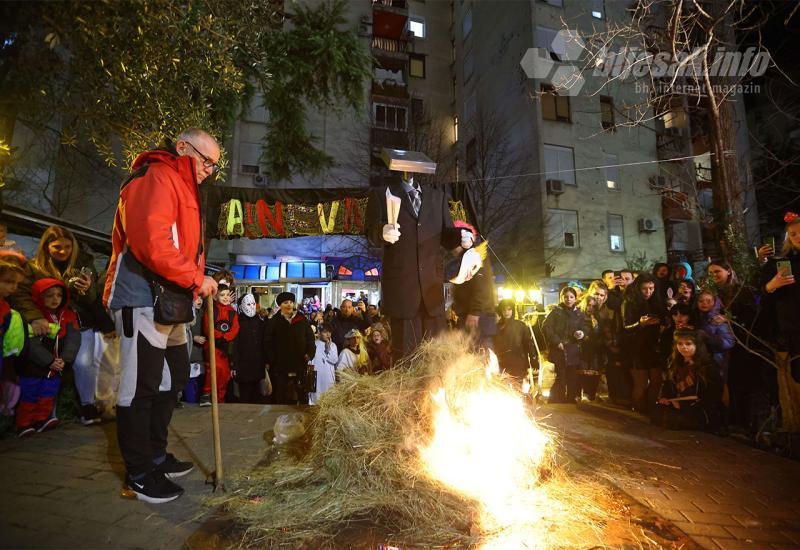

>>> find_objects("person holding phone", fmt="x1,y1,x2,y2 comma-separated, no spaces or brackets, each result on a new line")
761,211,800,382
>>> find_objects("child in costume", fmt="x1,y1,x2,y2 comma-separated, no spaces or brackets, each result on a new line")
16,278,80,436
0,253,28,417
200,285,239,405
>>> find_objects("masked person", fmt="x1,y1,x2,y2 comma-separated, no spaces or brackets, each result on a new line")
199,285,239,406
233,293,267,404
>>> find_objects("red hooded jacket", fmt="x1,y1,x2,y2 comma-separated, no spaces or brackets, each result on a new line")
104,147,206,309
31,278,78,338
23,278,81,376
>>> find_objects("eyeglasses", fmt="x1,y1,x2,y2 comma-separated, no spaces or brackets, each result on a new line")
184,141,219,173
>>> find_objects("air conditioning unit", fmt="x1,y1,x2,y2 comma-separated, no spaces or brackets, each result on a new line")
546,179,565,195
638,217,658,232
254,174,267,186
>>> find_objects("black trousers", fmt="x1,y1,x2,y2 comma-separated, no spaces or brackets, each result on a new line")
114,308,189,477
389,301,445,361
237,380,264,404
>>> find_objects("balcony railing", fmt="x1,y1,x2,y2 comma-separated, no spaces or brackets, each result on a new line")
371,127,408,150
372,0,407,8
371,36,409,54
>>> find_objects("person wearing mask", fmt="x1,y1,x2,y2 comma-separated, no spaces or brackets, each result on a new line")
622,273,666,413
542,287,588,403
493,299,537,384
233,293,267,404
263,292,315,404
199,285,239,406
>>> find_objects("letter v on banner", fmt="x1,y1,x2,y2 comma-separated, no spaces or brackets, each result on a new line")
255,199,285,237
317,201,339,234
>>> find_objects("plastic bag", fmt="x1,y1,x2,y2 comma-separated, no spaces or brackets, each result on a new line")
273,412,307,444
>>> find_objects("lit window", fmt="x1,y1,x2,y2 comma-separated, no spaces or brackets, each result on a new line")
600,96,614,129
548,208,579,249
541,84,570,123
453,116,459,143
543,144,576,185
608,214,625,252
409,16,426,39
410,54,426,78
605,153,620,190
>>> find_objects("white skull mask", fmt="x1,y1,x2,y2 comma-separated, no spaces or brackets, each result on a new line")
240,294,257,318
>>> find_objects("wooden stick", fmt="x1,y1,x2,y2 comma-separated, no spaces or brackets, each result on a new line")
664,395,699,402
206,295,225,491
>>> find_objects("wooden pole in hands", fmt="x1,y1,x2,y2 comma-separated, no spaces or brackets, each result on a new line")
206,295,225,491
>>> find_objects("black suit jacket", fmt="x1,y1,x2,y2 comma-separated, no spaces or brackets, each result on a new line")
366,181,461,319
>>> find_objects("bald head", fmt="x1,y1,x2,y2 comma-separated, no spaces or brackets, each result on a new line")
175,128,220,183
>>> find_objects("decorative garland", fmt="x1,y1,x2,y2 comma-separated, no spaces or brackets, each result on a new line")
217,197,369,239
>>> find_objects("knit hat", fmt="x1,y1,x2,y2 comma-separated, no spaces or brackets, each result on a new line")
276,291,296,306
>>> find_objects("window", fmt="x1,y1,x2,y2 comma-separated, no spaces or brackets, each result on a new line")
240,164,259,175
463,49,474,83
409,16,426,38
604,153,620,190
591,0,604,19
453,115,459,143
373,103,407,131
411,97,425,123
543,144,576,185
608,214,625,252
410,54,426,78
466,138,477,170
541,84,570,123
548,209,579,249
535,26,566,61
239,141,263,175
464,91,477,122
600,96,614,129
462,7,472,38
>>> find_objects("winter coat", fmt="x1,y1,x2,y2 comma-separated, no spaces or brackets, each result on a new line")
235,315,267,382
21,279,80,378
10,256,98,329
367,340,392,373
696,298,735,379
264,312,315,377
493,318,537,378
451,257,497,338
760,252,800,349
104,146,205,310
657,357,724,430
542,304,588,366
622,295,666,370
579,310,605,373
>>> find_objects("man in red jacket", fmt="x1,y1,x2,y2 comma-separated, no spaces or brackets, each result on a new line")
104,128,218,504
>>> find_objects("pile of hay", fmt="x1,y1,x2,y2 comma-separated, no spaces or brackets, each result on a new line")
218,332,622,548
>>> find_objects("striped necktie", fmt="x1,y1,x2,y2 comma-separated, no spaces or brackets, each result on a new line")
409,182,421,216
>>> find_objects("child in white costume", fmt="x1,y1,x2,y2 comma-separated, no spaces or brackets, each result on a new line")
308,325,337,405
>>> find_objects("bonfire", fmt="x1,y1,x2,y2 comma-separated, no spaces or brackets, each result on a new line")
218,332,620,548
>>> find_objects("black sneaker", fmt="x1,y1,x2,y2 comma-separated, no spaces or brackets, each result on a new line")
37,417,60,432
125,471,184,504
80,404,102,426
199,394,211,407
154,453,194,479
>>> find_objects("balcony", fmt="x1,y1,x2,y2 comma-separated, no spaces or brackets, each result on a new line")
371,36,410,58
372,80,409,101
661,189,693,221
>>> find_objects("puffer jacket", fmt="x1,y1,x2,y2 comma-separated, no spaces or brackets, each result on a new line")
104,146,205,310
696,297,735,379
21,279,81,377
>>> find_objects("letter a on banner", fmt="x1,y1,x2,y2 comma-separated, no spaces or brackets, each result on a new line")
225,199,244,236
317,201,340,234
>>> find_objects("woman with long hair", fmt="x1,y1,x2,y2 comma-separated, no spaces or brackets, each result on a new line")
761,211,800,383
542,286,588,403
622,273,666,413
10,225,105,425
576,283,607,401
651,328,724,431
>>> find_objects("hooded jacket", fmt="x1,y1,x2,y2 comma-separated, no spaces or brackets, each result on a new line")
104,147,205,310
696,297,736,378
21,279,80,377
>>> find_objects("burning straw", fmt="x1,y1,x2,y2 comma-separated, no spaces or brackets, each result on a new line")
217,332,620,548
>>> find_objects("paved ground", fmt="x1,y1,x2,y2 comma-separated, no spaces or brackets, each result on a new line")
1,402,798,549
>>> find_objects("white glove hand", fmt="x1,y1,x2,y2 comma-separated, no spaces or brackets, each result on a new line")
382,223,401,244
460,229,474,249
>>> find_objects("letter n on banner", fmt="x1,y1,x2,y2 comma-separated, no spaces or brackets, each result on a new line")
255,199,285,237
343,197,368,233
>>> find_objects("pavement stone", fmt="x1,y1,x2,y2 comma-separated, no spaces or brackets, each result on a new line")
2,400,799,548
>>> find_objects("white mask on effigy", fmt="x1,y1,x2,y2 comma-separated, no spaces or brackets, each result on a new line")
240,294,257,318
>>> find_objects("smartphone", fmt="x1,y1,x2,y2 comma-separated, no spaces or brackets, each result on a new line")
776,260,793,277
762,236,775,251
613,271,621,278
